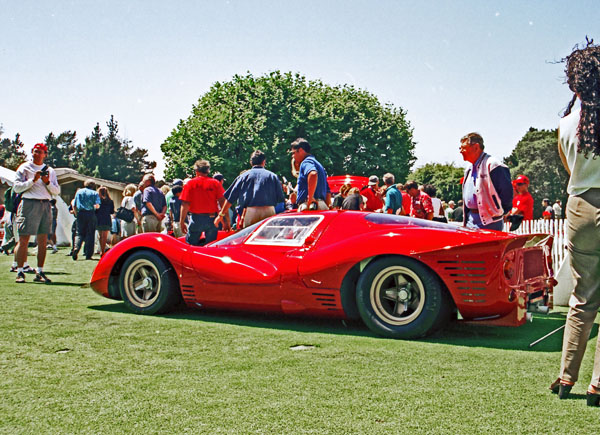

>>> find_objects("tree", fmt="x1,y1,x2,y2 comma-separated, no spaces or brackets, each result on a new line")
76,116,156,183
504,128,569,218
45,130,81,168
408,163,464,202
0,125,27,170
161,71,416,182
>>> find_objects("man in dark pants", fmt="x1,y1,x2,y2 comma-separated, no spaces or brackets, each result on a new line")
72,179,100,260
179,160,226,246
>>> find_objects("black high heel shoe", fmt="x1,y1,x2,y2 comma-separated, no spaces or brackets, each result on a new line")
550,378,573,399
587,386,600,406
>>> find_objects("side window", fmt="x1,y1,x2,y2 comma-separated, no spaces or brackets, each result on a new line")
245,215,324,246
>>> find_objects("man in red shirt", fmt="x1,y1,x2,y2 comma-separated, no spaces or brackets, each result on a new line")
509,175,534,221
361,175,384,212
404,180,433,220
179,160,226,245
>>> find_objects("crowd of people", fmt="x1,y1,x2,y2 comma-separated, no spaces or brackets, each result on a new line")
1,132,568,283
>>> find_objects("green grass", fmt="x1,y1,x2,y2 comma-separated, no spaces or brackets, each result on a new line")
1,249,599,434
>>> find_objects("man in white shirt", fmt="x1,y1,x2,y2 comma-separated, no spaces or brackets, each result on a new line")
12,143,60,283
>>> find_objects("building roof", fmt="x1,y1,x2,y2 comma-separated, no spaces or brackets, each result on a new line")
55,168,127,191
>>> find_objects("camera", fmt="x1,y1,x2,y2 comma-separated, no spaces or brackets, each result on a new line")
40,165,49,177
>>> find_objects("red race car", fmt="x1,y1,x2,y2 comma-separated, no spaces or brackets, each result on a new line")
90,211,555,339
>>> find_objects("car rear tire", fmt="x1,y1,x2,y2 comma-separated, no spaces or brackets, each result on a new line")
356,257,450,339
119,250,180,315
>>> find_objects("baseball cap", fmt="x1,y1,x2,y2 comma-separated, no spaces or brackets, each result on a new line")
33,143,48,152
172,179,183,187
368,175,379,186
513,174,529,185
213,172,225,182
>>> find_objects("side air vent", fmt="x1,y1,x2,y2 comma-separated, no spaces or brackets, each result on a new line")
180,284,195,302
437,260,488,304
312,292,340,311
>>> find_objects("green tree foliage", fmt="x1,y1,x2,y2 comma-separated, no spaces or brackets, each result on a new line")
162,71,416,182
76,116,156,183
504,127,568,218
408,163,464,202
0,125,27,170
45,130,81,168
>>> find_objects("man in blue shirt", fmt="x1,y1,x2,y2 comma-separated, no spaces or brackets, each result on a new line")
290,138,331,211
460,132,512,231
382,173,403,214
141,174,167,233
72,179,100,260
215,150,285,228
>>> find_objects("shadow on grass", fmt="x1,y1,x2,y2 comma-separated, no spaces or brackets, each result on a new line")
425,312,593,352
88,302,594,351
50,282,91,287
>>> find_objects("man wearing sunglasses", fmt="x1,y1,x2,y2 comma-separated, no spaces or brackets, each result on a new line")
459,132,512,230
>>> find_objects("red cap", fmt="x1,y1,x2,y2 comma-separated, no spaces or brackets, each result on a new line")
32,143,48,152
513,174,529,185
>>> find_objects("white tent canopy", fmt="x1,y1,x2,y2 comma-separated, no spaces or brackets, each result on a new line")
0,165,16,186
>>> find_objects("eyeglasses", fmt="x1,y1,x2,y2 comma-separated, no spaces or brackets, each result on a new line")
516,183,525,186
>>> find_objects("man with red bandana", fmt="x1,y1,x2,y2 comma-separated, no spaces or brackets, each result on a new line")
509,175,534,221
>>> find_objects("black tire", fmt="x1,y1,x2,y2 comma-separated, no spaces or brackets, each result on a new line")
119,250,180,315
356,256,450,339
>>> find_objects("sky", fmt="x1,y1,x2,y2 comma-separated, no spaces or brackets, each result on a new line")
1,0,599,179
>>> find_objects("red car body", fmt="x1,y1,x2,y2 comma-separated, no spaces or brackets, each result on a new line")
90,211,554,339
327,175,370,194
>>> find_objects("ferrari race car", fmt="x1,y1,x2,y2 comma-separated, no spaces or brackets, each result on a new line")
90,211,555,339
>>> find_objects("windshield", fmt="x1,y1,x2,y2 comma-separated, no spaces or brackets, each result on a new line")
245,215,324,246
210,222,261,247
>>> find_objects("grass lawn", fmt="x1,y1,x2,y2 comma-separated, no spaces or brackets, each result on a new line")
1,248,599,434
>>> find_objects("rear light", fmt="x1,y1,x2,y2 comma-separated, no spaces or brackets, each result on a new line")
503,251,516,280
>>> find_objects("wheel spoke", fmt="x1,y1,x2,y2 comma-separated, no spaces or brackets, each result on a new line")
139,267,149,278
395,301,408,316
143,289,155,300
384,289,398,301
133,278,147,291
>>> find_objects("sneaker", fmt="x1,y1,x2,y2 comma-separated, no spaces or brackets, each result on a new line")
23,265,35,274
72,252,78,261
51,247,58,254
10,265,17,272
33,271,52,284
15,271,26,283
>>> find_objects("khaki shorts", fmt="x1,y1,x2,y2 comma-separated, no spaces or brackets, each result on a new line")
298,200,329,212
16,198,52,236
141,214,162,233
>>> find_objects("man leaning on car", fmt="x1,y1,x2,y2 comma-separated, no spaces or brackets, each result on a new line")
290,138,331,211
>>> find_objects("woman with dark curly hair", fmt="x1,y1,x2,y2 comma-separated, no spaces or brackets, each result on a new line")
551,38,600,406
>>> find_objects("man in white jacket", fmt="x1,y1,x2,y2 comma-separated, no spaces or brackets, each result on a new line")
459,132,512,231
12,143,60,283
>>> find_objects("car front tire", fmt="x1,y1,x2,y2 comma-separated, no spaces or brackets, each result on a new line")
119,250,180,315
356,257,450,339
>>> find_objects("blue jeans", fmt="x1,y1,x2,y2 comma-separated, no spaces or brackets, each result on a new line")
186,213,218,246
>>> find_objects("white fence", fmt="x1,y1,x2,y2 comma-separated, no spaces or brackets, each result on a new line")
503,219,568,269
